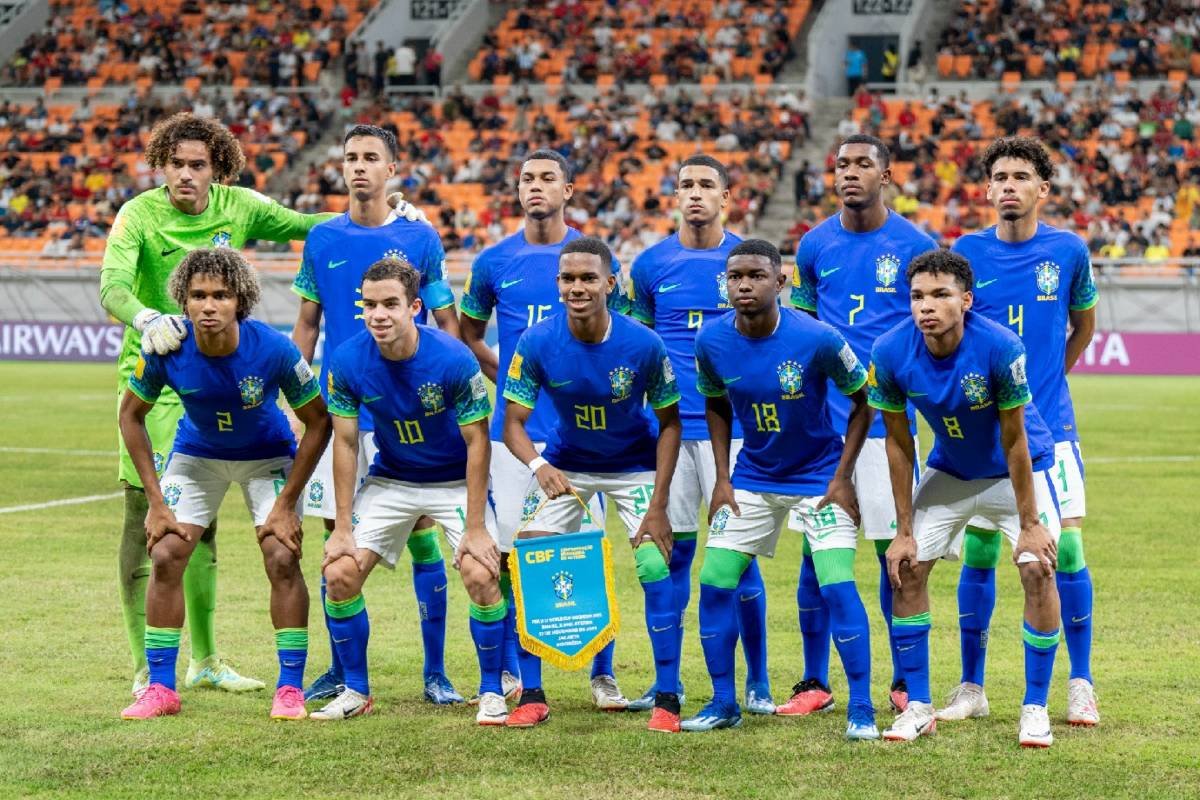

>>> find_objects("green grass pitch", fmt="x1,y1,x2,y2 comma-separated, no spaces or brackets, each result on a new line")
0,363,1196,799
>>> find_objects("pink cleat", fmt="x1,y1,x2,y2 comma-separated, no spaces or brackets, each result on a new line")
121,683,181,720
270,686,308,720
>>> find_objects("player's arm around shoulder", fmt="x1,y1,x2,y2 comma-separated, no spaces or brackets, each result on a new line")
236,185,337,242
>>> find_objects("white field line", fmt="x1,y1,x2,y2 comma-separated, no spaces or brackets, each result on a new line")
0,491,122,515
0,446,111,456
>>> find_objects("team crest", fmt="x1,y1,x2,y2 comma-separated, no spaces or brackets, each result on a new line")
710,506,731,536
521,491,541,522
308,480,325,505
1035,260,1060,299
383,248,407,263
162,483,182,509
875,253,900,291
777,360,804,399
609,366,636,402
417,382,445,416
716,272,729,304
211,231,232,248
351,512,360,527
238,375,265,409
552,570,575,601
153,451,165,476
961,372,991,409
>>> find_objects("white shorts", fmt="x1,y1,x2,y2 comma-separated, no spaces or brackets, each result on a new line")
160,453,301,528
709,489,858,558
918,467,1062,563
966,441,1084,530
303,431,378,519
521,470,655,538
666,439,744,532
490,440,604,552
853,436,922,540
351,476,498,569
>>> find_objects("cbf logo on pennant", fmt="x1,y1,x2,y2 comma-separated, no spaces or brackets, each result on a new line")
511,513,620,671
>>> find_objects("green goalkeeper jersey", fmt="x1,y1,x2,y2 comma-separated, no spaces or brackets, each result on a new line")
100,184,334,393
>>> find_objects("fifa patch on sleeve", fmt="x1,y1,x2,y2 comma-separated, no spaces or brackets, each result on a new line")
838,343,858,371
134,355,146,379
661,356,675,384
470,372,488,400
867,362,877,388
294,359,315,384
508,353,524,381
1009,354,1027,385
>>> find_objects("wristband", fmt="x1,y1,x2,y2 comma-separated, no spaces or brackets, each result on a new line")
528,456,548,473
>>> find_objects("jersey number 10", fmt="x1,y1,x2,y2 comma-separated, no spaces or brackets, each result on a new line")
394,419,425,444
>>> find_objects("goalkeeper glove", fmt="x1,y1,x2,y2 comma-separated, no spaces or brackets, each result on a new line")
386,191,430,224
133,308,188,355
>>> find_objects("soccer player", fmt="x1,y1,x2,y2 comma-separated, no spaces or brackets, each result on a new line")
627,155,773,715
312,258,508,726
870,250,1062,747
787,134,936,716
291,124,464,705
460,150,627,710
99,112,423,697
941,136,1099,726
689,240,877,739
117,249,330,720
502,237,683,731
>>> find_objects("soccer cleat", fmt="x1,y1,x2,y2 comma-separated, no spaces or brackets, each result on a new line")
935,681,990,721
1019,703,1054,748
681,701,743,732
310,687,374,721
627,681,686,712
475,692,508,726
468,671,521,706
185,656,266,693
775,679,835,716
1066,678,1100,727
423,672,464,705
131,666,149,699
744,682,776,715
121,683,181,720
590,674,629,710
846,719,881,741
889,679,909,713
303,667,344,702
648,707,682,733
882,701,936,742
270,686,307,720
505,701,550,728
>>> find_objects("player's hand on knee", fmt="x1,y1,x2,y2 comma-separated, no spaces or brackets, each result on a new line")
385,191,429,223
259,507,303,558
635,507,673,562
133,309,187,355
455,525,500,578
1014,522,1056,577
534,463,572,499
322,527,358,571
818,475,860,527
708,479,739,523
145,503,188,554
886,535,917,589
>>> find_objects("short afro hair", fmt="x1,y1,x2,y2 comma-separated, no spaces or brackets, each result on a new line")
169,248,261,320
906,248,973,292
145,112,246,183
727,238,782,272
981,136,1053,182
344,124,398,160
839,134,891,169
362,256,421,305
680,154,730,188
560,235,614,273
522,148,574,182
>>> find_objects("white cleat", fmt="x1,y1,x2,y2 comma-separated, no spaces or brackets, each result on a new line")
309,687,374,721
1019,703,1054,748
476,692,509,726
590,674,629,710
468,671,522,706
935,681,990,721
1066,678,1100,727
184,656,266,693
883,701,937,742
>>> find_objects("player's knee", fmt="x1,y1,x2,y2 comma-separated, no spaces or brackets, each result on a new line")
698,547,751,590
634,542,669,584
262,545,300,584
459,559,498,604
149,543,187,583
963,527,1002,569
1017,561,1056,595
323,559,362,601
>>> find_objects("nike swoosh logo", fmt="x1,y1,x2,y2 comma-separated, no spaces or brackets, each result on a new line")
976,278,999,288
548,379,572,388
328,259,347,269
739,591,763,602
699,633,716,640
1071,615,1090,623
433,584,447,593
178,388,200,395
898,644,916,653
160,246,182,257
500,278,523,289
797,606,823,612
658,282,682,293
651,625,673,633
820,267,841,278
958,612,974,619
837,635,860,643
333,637,350,644
907,391,928,397
724,376,742,385
479,644,499,650
362,395,383,403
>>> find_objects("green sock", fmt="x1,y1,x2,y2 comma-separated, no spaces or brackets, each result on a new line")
119,487,151,673
183,525,219,662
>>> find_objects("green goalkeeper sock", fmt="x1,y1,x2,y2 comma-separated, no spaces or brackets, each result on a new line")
183,524,219,662
119,486,151,673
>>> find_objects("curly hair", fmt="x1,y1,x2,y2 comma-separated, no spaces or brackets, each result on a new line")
144,112,246,183
906,248,973,292
363,256,420,305
169,248,261,320
981,136,1052,182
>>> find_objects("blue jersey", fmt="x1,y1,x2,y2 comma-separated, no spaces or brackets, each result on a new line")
291,213,453,431
503,313,679,473
630,231,745,441
868,312,1055,481
129,319,320,461
696,309,867,496
791,211,936,437
327,326,491,484
952,223,1098,443
461,227,629,442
